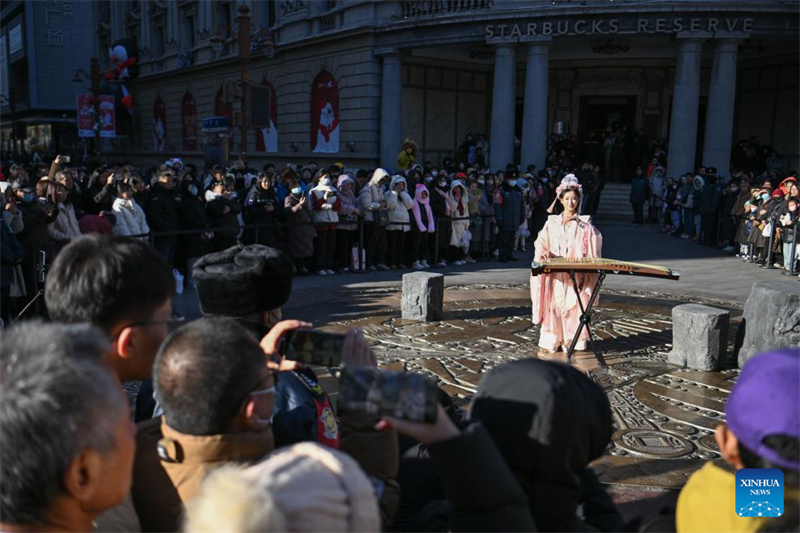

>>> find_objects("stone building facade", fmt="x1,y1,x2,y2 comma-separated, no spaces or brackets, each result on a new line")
94,0,798,174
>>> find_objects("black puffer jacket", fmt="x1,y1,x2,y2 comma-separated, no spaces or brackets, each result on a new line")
146,183,180,246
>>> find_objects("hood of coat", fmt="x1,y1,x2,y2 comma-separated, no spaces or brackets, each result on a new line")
449,179,467,198
370,168,389,186
693,176,705,190
389,175,407,192
469,358,612,531
337,175,355,192
414,183,430,204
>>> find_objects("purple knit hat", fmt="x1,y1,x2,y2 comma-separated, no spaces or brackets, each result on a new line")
726,348,800,470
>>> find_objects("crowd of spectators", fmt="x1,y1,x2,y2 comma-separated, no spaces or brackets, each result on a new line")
620,140,798,276
0,147,585,325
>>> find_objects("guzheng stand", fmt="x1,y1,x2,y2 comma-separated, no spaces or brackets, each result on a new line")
531,258,680,368
565,270,607,367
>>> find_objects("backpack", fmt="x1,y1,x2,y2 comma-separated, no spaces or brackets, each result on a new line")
272,369,340,449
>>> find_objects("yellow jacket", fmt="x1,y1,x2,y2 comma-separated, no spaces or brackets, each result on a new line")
676,462,767,533
397,150,415,171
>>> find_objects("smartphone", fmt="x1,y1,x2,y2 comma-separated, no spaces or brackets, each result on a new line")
339,367,438,423
282,329,346,367
62,156,70,164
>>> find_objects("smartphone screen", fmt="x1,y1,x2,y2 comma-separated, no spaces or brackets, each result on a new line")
339,367,438,423
283,329,346,367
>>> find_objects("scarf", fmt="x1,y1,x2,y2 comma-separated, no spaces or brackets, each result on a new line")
412,185,435,233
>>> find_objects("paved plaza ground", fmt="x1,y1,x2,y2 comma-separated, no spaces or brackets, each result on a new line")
176,221,792,524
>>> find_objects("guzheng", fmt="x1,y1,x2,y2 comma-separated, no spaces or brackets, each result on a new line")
530,257,680,280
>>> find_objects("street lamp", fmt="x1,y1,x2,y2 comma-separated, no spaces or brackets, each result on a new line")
71,57,101,153
237,2,251,155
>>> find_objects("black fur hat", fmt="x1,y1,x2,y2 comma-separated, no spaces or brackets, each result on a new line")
193,244,295,316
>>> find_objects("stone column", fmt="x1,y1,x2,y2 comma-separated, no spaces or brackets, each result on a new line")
702,39,739,176
198,0,213,36
666,38,703,176
520,41,550,171
110,1,125,40
379,52,402,171
166,1,178,45
489,44,517,170
140,0,151,56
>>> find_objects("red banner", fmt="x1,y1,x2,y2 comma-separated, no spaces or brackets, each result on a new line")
77,94,94,138
311,71,339,154
79,94,116,138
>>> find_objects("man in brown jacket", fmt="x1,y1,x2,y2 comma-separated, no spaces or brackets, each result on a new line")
132,317,278,532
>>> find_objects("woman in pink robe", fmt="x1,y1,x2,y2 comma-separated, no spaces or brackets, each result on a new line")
531,175,603,352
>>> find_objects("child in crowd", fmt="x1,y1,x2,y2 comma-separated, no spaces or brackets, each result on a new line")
676,348,799,533
410,183,435,269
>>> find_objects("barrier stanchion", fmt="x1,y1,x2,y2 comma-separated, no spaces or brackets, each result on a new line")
789,224,798,275
764,217,777,269
433,217,440,266
356,220,365,273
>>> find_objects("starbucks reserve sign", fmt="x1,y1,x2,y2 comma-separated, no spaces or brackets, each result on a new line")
485,17,755,39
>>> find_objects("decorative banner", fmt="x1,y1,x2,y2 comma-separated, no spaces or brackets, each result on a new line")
311,71,339,154
98,95,116,138
77,94,95,138
182,92,197,151
153,96,166,151
255,81,278,153
78,94,115,138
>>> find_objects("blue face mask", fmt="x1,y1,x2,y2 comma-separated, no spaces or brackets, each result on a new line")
292,187,302,195
761,193,770,201
508,180,517,187
188,185,198,196
22,193,34,203
425,176,433,183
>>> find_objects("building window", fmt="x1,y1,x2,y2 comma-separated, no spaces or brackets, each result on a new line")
181,15,195,49
154,25,164,57
258,0,277,28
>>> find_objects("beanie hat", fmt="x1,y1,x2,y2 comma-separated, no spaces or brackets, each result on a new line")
184,442,380,533
726,348,800,470
193,244,295,317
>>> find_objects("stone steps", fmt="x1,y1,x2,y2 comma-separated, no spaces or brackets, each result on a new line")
596,183,633,220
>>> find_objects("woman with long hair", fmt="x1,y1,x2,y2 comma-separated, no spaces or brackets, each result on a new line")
530,175,603,353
